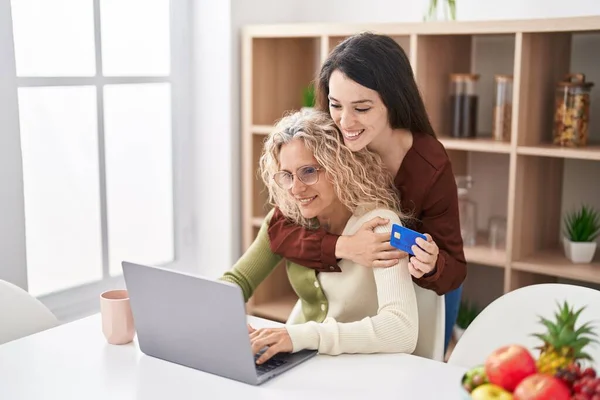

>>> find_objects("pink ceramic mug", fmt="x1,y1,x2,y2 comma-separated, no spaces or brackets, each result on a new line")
100,289,135,345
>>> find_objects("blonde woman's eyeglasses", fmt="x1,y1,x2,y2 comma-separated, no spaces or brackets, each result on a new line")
273,165,322,190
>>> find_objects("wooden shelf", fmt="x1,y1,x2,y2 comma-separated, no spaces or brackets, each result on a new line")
251,37,320,126
517,144,600,161
439,137,512,154
512,249,600,284
249,293,298,323
252,125,273,135
243,16,600,38
463,233,507,268
242,17,600,318
251,217,264,227
464,245,507,268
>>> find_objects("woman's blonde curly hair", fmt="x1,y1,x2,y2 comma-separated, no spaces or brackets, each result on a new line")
259,108,405,228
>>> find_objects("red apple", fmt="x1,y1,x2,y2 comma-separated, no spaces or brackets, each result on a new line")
513,373,571,400
485,345,537,392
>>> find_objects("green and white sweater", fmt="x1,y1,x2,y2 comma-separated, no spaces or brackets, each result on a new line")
220,208,419,356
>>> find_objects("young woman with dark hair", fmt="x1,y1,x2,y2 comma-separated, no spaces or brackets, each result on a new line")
266,32,467,350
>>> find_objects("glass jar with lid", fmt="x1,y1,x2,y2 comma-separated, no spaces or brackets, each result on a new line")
492,75,513,142
553,73,594,147
455,175,477,247
450,73,480,138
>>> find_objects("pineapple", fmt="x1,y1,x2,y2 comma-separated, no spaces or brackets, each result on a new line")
532,300,598,375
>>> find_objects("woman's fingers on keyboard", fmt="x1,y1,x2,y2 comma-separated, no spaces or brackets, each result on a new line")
249,328,293,364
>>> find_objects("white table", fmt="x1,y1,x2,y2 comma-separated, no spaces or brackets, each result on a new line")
0,314,468,399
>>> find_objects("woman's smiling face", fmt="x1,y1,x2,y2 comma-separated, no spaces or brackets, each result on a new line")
277,138,338,220
327,69,391,152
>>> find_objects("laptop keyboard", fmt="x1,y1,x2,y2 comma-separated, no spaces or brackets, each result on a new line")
254,353,288,375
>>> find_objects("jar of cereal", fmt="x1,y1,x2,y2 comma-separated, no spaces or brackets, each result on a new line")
553,73,594,147
492,75,513,142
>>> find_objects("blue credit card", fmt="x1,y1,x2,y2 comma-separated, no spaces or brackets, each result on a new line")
390,224,427,255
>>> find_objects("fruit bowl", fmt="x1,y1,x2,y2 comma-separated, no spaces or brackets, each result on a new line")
458,301,598,399
460,359,599,399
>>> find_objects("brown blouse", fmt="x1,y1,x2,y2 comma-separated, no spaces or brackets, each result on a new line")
266,132,467,296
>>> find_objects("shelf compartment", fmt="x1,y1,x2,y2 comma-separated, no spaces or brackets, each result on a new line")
465,152,511,240
439,137,512,154
516,144,600,161
250,292,298,323
464,232,506,268
512,249,600,285
244,228,298,323
415,34,515,141
570,32,600,146
462,264,505,310
515,32,600,148
252,37,320,126
510,155,564,261
511,154,600,263
251,134,272,219
248,258,297,323
514,32,572,147
328,36,348,52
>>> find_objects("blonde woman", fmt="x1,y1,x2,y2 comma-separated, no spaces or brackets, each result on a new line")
220,108,418,365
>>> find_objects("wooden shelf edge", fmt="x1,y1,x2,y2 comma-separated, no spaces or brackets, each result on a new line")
439,137,512,154
464,247,507,268
251,217,264,227
463,232,507,268
242,16,600,38
516,144,600,161
512,249,600,284
249,294,298,323
251,125,273,135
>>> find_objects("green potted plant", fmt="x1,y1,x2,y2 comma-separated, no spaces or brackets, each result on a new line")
423,0,457,21
454,299,480,341
563,204,600,263
302,83,315,110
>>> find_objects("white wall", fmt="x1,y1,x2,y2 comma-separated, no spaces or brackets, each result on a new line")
0,0,27,289
456,0,600,20
193,0,600,278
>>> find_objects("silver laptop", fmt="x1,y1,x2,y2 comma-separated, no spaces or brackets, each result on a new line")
121,261,317,385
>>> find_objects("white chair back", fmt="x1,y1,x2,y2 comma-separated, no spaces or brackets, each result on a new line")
412,283,446,361
0,279,59,345
447,283,600,368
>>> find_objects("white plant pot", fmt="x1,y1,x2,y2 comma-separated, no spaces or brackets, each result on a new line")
563,237,597,264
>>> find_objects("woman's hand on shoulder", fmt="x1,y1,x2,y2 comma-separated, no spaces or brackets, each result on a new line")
335,216,408,268
408,233,439,278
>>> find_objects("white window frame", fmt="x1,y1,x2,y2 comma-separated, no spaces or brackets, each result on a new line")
0,0,195,322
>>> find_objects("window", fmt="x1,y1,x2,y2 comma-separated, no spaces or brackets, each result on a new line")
6,0,192,318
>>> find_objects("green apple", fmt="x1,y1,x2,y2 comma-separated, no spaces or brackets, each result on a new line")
463,365,489,392
471,383,513,400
